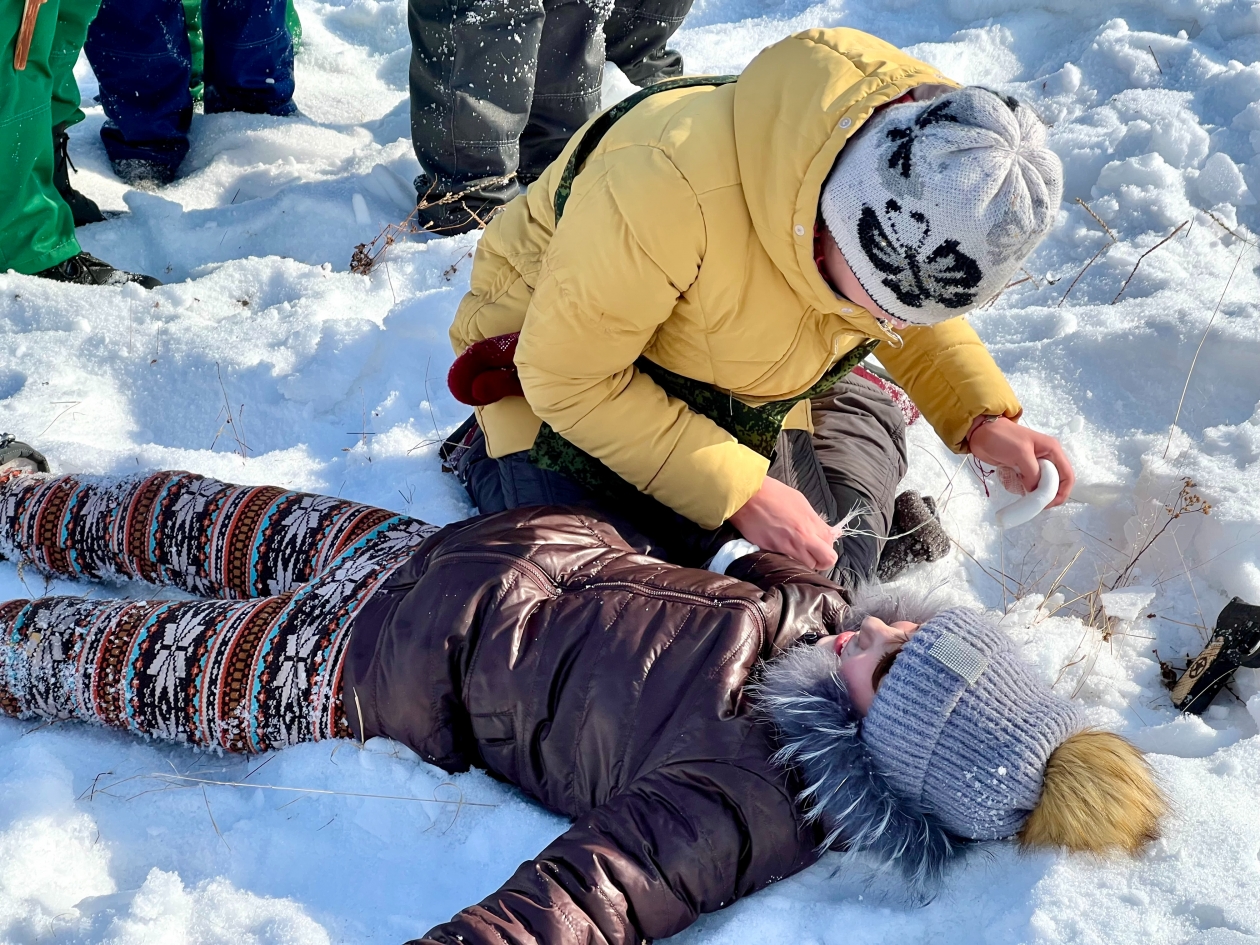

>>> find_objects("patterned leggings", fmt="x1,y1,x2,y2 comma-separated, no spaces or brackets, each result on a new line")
0,471,436,752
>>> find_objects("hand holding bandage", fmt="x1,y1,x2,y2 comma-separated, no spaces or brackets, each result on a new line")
966,415,1075,508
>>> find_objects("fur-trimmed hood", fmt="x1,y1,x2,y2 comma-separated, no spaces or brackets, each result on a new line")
758,643,962,889
755,583,963,889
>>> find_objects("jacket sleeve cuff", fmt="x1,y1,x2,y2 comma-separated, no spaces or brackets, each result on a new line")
725,551,844,593
942,402,1023,453
646,440,770,530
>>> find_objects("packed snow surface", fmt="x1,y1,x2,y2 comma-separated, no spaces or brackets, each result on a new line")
2,0,1260,941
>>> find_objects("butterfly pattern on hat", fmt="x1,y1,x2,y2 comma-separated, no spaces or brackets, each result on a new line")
857,198,982,313
884,99,960,183
883,92,1020,189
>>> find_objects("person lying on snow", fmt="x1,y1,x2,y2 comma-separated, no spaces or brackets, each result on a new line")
0,439,1161,945
444,27,1076,581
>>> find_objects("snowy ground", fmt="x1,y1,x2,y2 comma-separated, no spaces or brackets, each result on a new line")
2,0,1260,941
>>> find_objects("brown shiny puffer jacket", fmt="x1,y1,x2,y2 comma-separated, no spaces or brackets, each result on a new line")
342,506,850,945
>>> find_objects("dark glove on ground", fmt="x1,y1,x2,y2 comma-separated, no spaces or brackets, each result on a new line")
876,491,950,581
1172,597,1260,714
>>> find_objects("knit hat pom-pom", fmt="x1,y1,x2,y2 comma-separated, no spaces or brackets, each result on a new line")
1020,730,1167,855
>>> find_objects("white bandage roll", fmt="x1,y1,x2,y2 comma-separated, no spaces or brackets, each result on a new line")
994,459,1060,529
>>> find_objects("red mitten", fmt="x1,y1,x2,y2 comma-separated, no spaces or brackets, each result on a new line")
448,332,524,406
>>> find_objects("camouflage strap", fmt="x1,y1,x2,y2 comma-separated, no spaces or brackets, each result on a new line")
529,420,656,514
634,340,880,457
553,74,737,222
530,340,880,502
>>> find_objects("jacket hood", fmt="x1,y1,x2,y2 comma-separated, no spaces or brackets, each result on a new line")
733,29,958,336
756,638,962,891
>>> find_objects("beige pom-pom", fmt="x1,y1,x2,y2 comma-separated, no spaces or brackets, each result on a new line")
1019,730,1167,855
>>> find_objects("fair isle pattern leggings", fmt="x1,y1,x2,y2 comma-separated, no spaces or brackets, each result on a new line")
0,471,436,752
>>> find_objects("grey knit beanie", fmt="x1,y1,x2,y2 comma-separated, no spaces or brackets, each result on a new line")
821,87,1063,325
862,608,1083,840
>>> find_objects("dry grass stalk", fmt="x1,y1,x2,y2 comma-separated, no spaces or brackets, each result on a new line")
1110,478,1211,591
1058,198,1117,307
202,786,230,850
350,176,513,275
1153,649,1180,690
1020,480,1212,694
38,400,81,437
1205,211,1257,246
351,206,418,276
443,248,475,281
980,274,1033,309
1058,244,1111,307
1077,197,1118,241
1110,219,1188,304
1033,547,1083,624
82,770,499,809
210,362,249,459
1170,531,1208,634
1163,240,1249,458
407,356,447,456
343,387,375,456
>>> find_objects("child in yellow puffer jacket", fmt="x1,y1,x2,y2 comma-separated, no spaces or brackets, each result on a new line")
444,28,1075,579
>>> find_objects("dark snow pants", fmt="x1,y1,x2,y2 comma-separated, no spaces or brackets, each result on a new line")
407,0,692,210
454,373,908,583
84,0,296,177
605,0,690,85
0,469,435,751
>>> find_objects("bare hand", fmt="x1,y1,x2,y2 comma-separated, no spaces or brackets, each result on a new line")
967,417,1075,507
729,477,838,570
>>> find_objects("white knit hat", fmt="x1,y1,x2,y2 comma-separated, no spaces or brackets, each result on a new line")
821,87,1063,325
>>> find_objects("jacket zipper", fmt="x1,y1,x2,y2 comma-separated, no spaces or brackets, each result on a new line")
430,550,561,596
580,579,768,637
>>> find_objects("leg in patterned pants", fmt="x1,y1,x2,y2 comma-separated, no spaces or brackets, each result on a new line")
0,470,437,752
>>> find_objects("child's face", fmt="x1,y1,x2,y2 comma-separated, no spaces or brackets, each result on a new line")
814,615,920,714
817,228,908,330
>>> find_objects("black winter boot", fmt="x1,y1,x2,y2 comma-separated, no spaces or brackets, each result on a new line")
53,124,106,226
619,46,684,87
0,436,48,560
876,492,951,581
604,0,692,87
1172,598,1260,714
111,157,180,190
0,435,49,476
414,174,514,235
33,252,162,289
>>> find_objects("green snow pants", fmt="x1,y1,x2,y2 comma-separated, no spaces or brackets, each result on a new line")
1,0,101,275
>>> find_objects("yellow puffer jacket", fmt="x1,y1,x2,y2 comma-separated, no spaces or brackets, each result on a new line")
450,28,1023,529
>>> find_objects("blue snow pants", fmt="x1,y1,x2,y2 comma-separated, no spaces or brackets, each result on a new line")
84,0,295,176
